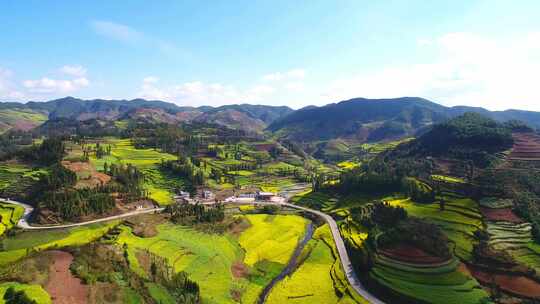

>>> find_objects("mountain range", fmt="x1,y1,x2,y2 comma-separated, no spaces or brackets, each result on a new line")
1,96,539,141
268,97,540,142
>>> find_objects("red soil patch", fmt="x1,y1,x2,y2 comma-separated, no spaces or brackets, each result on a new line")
509,133,540,160
231,261,249,279
379,244,448,265
470,267,540,299
61,161,111,188
480,207,523,223
13,120,39,131
253,143,276,152
45,251,88,304
457,263,472,276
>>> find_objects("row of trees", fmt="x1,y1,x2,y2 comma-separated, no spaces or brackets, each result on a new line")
165,203,225,225
19,137,66,165
40,188,115,219
161,158,205,187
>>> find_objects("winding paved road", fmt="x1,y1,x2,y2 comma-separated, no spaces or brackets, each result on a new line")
0,198,163,230
1,195,385,304
278,202,385,304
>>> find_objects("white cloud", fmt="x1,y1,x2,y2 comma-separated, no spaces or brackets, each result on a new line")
60,65,87,77
138,77,275,106
23,77,89,94
90,20,143,43
324,32,540,111
0,68,25,100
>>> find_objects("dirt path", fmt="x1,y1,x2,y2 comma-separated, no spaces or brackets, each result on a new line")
45,251,88,304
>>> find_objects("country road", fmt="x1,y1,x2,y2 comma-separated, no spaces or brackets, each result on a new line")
279,202,385,304
1,196,385,304
0,198,164,230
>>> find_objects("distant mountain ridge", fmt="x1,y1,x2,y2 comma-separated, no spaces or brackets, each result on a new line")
0,97,294,133
268,97,540,142
1,96,539,139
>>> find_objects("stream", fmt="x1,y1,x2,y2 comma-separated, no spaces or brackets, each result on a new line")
257,221,315,304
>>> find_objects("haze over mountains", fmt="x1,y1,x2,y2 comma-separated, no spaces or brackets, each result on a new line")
0,96,539,141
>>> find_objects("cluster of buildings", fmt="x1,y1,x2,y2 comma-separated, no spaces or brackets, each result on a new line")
174,189,281,205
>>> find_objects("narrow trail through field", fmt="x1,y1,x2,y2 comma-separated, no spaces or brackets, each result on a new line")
257,222,314,304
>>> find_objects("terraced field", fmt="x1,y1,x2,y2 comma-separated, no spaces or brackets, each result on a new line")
0,162,44,195
0,282,51,304
114,214,308,304
369,254,488,304
482,198,540,273
267,224,367,304
387,197,483,261
431,175,466,184
87,138,179,205
509,132,540,160
359,138,414,155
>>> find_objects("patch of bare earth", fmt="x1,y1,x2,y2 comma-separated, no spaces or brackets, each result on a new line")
61,161,111,189
45,251,88,304
125,213,165,238
231,261,249,279
480,207,523,223
379,243,449,265
470,267,540,299
228,217,252,237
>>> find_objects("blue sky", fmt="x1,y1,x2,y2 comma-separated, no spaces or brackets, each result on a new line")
1,0,540,110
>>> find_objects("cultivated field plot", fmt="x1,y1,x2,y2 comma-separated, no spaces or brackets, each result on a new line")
509,132,540,160
483,198,540,273
87,138,180,205
0,282,51,304
0,222,118,266
0,203,24,236
431,174,466,184
370,253,488,304
388,197,483,261
0,162,44,195
267,224,367,304
115,214,309,304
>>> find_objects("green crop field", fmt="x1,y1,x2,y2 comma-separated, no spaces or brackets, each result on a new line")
0,222,117,266
0,282,51,304
337,161,360,170
0,108,47,133
145,282,176,304
0,162,44,191
431,175,466,184
359,138,414,154
239,214,309,266
388,197,483,261
89,138,177,169
267,224,368,304
487,221,540,273
115,214,308,304
369,259,489,304
87,138,179,205
0,203,24,236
